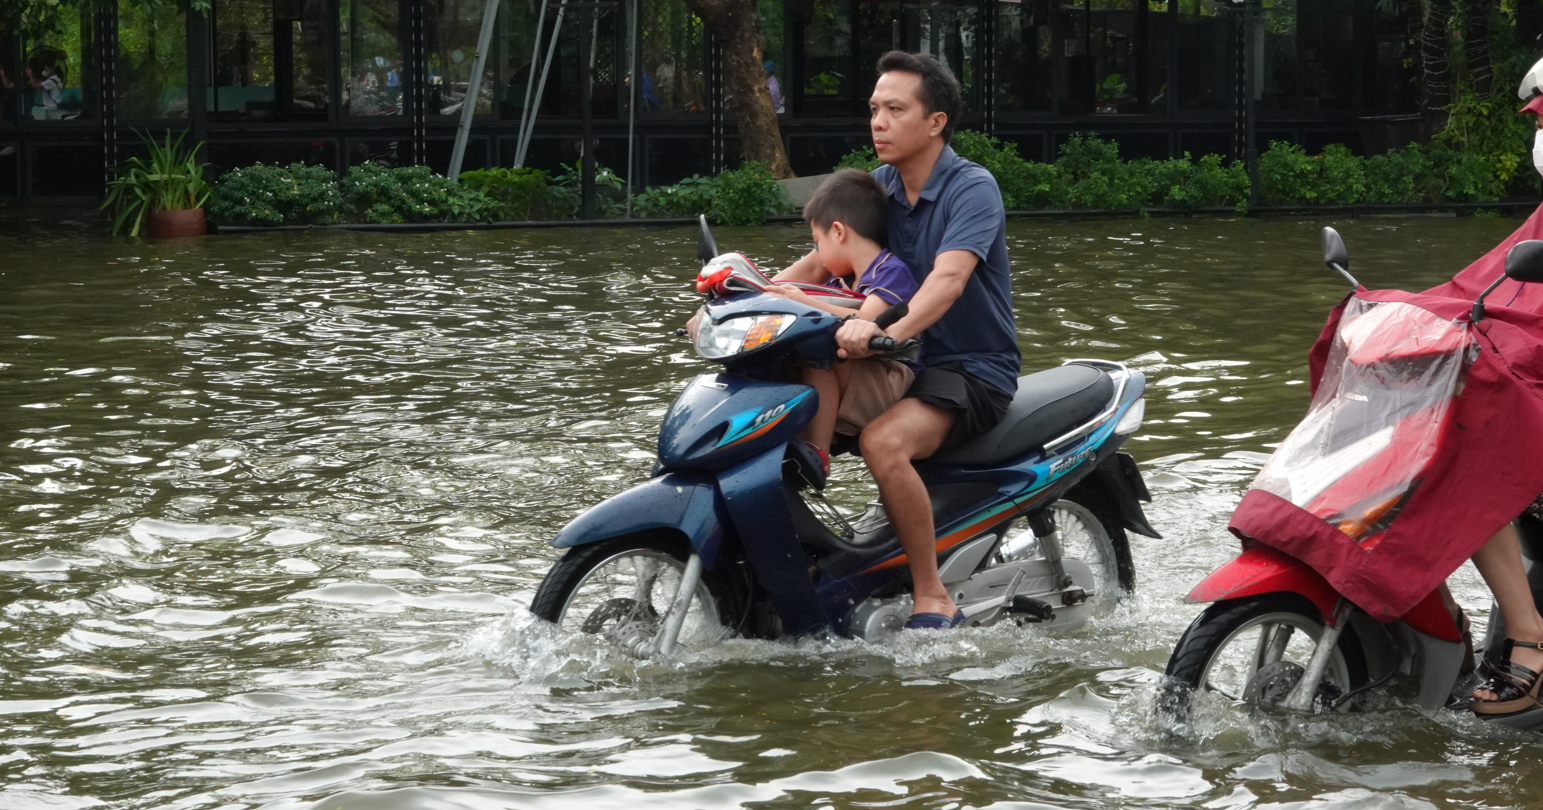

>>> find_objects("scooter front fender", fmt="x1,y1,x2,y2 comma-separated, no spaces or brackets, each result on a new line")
1186,545,1344,626
552,472,730,567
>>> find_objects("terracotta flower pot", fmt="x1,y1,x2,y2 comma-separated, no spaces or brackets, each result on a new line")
147,208,207,239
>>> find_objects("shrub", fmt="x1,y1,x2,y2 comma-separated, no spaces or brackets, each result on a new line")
631,174,718,218
1057,134,1151,210
1258,141,1320,206
709,160,792,226
1315,144,1366,206
951,130,1065,210
341,163,490,224
831,132,1503,213
553,159,627,218
208,162,342,227
1144,153,1249,211
835,146,881,172
1364,144,1429,204
1422,141,1496,203
458,167,552,220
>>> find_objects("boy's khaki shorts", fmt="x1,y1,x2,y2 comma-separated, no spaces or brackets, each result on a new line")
834,358,915,436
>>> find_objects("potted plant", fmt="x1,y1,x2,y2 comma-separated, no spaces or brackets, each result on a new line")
102,130,211,238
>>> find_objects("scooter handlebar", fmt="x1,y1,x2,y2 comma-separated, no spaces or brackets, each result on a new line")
868,336,898,353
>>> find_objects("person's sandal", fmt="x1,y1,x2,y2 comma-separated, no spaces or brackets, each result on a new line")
1470,638,1543,716
904,610,966,630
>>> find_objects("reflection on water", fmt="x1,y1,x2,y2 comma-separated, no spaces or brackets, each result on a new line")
2,214,1540,809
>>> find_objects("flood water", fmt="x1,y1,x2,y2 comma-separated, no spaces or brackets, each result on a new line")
2,212,1539,810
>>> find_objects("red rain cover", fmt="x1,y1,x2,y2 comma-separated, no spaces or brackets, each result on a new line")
1228,207,1543,621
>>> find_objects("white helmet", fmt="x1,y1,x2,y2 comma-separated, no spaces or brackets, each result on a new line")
1520,55,1543,102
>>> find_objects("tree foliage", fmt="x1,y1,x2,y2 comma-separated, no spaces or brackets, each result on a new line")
6,0,208,41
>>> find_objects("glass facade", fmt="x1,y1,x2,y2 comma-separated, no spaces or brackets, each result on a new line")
118,0,189,120
0,0,1425,199
342,0,405,116
25,8,99,121
427,0,495,116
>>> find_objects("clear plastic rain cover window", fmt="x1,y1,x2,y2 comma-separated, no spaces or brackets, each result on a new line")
1251,298,1473,549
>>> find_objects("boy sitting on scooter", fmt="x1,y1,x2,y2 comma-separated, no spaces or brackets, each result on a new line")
761,169,921,475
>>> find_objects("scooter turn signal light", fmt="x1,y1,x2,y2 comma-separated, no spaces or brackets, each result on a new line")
741,316,785,351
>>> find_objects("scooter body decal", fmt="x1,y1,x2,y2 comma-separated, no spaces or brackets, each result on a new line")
860,499,1022,573
716,391,812,449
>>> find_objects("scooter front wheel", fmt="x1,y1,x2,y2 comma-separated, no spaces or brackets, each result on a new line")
1164,593,1368,707
530,533,735,657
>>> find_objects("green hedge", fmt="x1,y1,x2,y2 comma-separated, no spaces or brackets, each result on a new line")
210,135,1516,228
831,132,1508,212
207,163,345,227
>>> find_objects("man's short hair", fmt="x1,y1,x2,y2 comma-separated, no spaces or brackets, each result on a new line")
803,168,889,247
875,51,963,144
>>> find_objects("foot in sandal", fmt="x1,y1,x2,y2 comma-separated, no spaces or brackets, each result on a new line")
1471,637,1543,715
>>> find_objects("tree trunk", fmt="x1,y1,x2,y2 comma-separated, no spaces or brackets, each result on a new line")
1463,0,1494,98
1420,0,1454,136
681,0,795,178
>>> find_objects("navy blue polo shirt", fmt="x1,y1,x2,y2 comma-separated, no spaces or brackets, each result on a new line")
872,147,1020,395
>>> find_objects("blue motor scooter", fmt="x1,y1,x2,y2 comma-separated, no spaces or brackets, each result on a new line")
531,219,1161,657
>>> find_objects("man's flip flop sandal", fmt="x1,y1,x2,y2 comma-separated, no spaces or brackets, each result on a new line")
904,610,966,630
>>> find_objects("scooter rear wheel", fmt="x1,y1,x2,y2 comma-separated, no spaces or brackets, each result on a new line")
1164,593,1368,707
992,494,1135,610
530,533,736,656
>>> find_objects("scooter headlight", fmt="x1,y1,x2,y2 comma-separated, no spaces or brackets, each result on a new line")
1114,397,1145,435
694,312,796,359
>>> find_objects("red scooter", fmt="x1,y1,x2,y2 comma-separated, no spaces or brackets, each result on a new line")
1162,228,1543,730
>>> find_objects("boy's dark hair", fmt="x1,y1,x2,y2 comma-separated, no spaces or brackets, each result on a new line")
875,51,962,144
803,169,889,247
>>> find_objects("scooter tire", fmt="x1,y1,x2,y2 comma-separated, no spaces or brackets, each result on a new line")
1061,487,1137,594
530,532,740,636
1160,593,1368,726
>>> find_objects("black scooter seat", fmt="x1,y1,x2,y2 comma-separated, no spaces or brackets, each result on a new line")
926,365,1114,468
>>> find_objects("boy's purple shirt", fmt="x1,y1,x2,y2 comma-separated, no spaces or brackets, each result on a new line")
822,250,923,372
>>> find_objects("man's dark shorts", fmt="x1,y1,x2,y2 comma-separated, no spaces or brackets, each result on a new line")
904,362,1013,454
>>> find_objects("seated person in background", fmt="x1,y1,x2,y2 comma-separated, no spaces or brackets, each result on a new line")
762,169,920,474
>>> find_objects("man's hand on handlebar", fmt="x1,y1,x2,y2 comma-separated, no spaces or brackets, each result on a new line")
837,318,886,359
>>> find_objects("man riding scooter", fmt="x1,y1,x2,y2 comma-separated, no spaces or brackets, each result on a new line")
771,51,1020,629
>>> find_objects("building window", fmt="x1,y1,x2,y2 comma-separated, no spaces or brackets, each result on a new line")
897,3,978,112
426,0,495,116
342,0,405,116
799,0,854,117
759,0,787,114
1258,0,1299,111
211,0,332,121
1,24,20,125
1174,0,1230,112
118,0,189,121
1370,0,1412,113
503,0,625,121
639,0,707,116
996,0,1054,113
1296,0,1354,111
24,8,98,121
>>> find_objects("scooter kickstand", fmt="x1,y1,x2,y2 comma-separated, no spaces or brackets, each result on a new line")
653,553,704,658
1280,598,1353,713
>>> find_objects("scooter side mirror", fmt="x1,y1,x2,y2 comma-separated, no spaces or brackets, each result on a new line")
697,215,720,266
1505,240,1543,283
1321,227,1358,288
1471,240,1543,322
1321,227,1349,271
